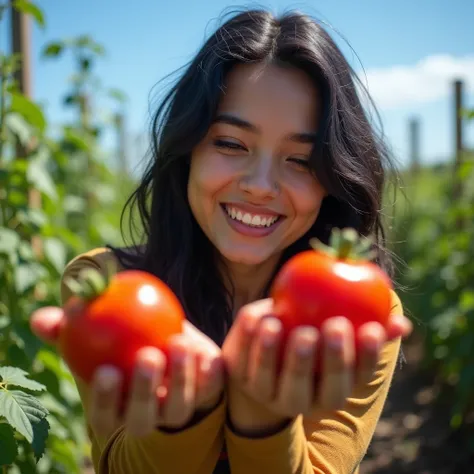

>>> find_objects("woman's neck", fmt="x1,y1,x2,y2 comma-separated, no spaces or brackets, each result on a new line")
220,253,282,315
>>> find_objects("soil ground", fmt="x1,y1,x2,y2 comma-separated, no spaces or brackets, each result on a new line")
361,333,474,474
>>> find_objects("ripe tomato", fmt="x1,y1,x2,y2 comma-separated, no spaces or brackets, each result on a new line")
58,269,185,387
271,228,393,355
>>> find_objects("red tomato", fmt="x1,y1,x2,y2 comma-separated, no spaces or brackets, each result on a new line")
271,229,393,360
58,270,185,387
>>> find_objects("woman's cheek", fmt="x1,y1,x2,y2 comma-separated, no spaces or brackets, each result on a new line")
285,172,326,217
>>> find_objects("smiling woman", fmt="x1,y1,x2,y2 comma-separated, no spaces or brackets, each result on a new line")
29,7,412,474
188,63,326,271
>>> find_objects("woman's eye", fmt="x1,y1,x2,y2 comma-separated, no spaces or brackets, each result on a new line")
288,157,310,169
213,139,246,151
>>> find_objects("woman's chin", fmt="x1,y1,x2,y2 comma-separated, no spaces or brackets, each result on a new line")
218,245,278,268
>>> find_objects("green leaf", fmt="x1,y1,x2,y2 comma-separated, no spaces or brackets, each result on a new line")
109,88,128,103
63,127,91,151
10,93,46,132
0,367,46,392
7,345,30,372
74,35,105,55
43,237,66,274
63,94,80,106
0,422,18,465
42,41,64,58
460,290,474,312
27,156,58,200
0,167,9,185
0,390,48,442
31,416,50,462
12,322,43,362
8,451,37,474
14,263,48,294
80,56,91,72
5,113,34,146
462,108,474,120
48,436,82,473
63,195,86,213
13,0,45,28
0,228,21,255
17,208,48,232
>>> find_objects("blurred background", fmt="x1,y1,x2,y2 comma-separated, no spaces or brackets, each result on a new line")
0,1,473,473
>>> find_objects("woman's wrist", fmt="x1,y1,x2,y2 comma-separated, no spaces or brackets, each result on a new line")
227,385,291,437
158,392,224,433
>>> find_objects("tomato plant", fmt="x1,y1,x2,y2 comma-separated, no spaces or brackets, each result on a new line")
59,268,185,387
0,2,136,471
271,228,393,347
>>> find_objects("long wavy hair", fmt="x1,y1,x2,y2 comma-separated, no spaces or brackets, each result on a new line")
109,9,400,346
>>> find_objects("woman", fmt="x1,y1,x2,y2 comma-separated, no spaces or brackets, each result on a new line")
31,8,412,474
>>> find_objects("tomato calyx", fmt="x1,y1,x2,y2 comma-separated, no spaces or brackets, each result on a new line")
63,259,118,302
309,227,377,261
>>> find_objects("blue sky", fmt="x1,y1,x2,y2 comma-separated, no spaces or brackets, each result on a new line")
2,0,474,173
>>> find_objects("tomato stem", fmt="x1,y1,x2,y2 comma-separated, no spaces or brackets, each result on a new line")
64,262,116,301
310,227,377,261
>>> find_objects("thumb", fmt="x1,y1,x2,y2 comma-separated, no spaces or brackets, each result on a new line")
30,306,64,345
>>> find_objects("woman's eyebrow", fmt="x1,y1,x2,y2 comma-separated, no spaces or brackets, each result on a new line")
213,113,317,143
213,114,258,132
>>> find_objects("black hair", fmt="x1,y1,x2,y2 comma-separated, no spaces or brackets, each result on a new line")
109,9,399,346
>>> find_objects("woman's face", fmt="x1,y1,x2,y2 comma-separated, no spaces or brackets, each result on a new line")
188,62,327,267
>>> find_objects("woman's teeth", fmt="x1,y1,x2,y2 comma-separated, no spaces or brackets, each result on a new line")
224,205,280,228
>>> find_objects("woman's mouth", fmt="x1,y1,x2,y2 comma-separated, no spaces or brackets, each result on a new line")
221,203,284,237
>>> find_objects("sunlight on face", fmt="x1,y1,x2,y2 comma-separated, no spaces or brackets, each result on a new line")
188,62,326,268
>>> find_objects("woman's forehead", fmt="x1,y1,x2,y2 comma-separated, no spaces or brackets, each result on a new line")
216,63,321,131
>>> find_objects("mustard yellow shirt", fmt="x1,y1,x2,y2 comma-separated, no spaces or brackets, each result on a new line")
60,247,403,474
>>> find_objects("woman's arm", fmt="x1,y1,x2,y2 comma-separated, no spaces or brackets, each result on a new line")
223,292,408,474
33,247,226,474
225,336,401,474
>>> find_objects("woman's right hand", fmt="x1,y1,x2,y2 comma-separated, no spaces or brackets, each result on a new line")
30,304,224,438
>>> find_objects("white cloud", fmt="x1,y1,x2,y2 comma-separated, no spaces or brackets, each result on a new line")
358,55,474,110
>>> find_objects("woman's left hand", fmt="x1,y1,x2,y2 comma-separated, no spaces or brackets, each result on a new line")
222,298,412,436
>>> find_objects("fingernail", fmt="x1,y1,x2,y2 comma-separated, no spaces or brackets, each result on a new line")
365,339,382,352
97,367,119,390
262,332,277,348
262,318,281,347
297,342,314,357
208,357,223,376
136,351,160,377
172,351,188,367
327,334,344,350
244,316,258,334
201,358,212,373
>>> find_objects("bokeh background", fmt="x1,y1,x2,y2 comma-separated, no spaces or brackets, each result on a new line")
0,1,473,473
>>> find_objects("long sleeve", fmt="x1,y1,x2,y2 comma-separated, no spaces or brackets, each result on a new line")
224,291,404,474
60,247,226,474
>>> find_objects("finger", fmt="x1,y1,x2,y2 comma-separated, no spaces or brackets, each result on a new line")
356,322,386,385
30,307,64,344
89,365,122,438
247,317,282,402
161,336,196,428
225,299,272,380
317,317,354,411
276,326,318,417
125,347,165,437
386,314,413,340
195,352,224,411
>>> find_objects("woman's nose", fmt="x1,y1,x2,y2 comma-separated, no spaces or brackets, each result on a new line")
238,155,279,200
